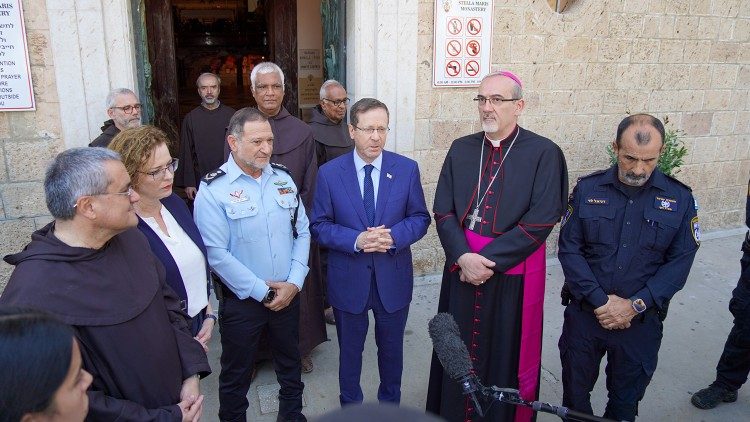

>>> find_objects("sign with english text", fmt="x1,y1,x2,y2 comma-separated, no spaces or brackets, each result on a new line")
433,0,493,87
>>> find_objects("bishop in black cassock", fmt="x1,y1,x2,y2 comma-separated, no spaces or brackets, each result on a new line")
426,71,568,422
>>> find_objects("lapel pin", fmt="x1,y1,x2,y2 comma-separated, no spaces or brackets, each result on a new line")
386,173,393,179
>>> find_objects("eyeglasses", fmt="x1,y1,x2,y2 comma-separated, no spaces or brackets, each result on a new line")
353,126,389,135
74,186,135,207
473,96,521,106
139,158,179,181
111,103,142,114
102,186,136,197
323,98,350,107
255,83,283,93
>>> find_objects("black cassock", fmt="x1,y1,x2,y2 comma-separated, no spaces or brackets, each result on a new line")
176,103,236,189
426,127,568,422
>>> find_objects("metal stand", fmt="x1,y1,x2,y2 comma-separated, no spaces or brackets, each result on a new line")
478,384,618,422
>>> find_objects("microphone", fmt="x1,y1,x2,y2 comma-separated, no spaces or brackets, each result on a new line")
428,313,484,416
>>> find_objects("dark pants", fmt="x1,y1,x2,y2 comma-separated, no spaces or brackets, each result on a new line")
333,276,409,406
218,291,305,422
713,243,750,392
559,304,663,422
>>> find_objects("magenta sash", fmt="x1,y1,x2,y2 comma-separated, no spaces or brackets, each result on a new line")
464,229,546,422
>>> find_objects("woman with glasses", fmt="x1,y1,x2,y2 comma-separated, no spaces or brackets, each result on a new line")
109,126,216,350
0,306,93,422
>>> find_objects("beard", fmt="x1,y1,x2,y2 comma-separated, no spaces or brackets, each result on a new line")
481,119,499,134
620,170,649,186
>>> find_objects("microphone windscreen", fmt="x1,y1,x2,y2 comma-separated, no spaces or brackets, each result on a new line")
428,312,473,380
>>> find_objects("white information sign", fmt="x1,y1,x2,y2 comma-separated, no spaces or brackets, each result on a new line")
433,0,493,87
0,0,35,111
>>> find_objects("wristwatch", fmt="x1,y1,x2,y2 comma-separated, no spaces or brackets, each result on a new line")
631,298,647,314
263,288,277,304
205,313,217,322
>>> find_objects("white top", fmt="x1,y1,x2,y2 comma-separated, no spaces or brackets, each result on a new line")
142,206,209,317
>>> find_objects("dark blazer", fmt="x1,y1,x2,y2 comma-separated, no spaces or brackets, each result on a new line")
137,193,210,312
311,150,431,314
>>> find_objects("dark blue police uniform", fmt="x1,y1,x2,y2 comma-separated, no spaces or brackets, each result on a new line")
709,178,750,393
558,166,700,421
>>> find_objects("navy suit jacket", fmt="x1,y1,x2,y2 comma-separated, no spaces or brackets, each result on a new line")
137,193,210,313
311,150,430,314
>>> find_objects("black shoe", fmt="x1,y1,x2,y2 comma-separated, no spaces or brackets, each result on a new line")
691,385,738,409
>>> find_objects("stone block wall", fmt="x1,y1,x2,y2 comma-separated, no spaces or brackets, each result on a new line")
0,0,62,289
411,0,750,276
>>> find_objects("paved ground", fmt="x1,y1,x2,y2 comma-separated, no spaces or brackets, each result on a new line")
200,229,750,421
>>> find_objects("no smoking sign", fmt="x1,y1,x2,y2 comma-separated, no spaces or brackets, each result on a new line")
434,3,492,87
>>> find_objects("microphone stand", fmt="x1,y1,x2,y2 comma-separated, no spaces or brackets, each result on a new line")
474,382,617,422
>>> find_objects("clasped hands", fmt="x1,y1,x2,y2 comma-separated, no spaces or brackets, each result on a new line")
356,225,394,253
457,253,495,286
594,294,638,330
264,280,299,311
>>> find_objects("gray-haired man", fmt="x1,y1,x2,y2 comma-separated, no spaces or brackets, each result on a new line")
89,88,142,147
0,147,211,420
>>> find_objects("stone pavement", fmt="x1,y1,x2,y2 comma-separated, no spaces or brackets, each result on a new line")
200,229,750,421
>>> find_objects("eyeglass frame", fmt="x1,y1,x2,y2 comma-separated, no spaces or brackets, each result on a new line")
110,103,142,114
73,186,135,207
322,97,350,107
473,95,521,106
353,125,390,136
137,158,179,181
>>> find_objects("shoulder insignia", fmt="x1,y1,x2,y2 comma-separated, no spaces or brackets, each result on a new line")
561,204,573,227
691,215,701,245
271,162,292,175
202,169,226,185
663,173,693,192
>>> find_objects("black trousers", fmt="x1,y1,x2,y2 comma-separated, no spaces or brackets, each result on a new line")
713,241,750,392
559,304,662,422
218,291,305,422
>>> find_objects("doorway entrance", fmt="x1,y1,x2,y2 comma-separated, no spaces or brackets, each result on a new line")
140,0,307,144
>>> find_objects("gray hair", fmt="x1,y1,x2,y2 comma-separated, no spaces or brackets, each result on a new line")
319,79,345,100
196,72,221,87
45,147,122,220
250,62,285,91
105,88,138,109
227,107,269,139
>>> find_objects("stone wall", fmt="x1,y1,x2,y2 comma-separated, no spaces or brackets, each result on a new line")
410,0,750,276
0,0,62,288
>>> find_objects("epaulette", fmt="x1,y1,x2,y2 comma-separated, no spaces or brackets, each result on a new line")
576,168,608,183
663,173,693,192
202,169,226,185
271,162,292,175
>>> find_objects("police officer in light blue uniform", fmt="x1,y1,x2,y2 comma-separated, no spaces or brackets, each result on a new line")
558,114,700,421
194,107,310,422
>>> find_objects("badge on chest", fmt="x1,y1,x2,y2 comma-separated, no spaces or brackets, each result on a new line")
654,196,677,212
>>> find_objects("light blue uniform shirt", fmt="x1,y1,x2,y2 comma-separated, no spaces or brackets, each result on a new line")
194,157,310,302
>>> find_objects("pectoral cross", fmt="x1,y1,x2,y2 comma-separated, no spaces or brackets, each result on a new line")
467,207,483,230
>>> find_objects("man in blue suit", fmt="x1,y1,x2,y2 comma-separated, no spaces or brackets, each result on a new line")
311,98,430,406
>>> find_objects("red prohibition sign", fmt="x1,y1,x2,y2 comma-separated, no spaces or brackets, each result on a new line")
446,60,461,77
447,18,462,35
467,18,481,35
466,40,480,56
466,60,479,77
446,39,462,56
